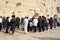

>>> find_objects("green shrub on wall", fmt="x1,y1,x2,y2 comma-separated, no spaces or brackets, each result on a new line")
34,12,39,17
16,2,21,6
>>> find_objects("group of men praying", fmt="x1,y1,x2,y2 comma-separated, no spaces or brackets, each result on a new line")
0,15,57,35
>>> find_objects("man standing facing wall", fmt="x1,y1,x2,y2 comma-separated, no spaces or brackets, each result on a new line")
23,17,29,34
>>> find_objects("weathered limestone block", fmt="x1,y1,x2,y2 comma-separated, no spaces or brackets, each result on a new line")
0,0,58,18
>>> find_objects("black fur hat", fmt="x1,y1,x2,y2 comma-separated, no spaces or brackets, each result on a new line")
12,15,15,18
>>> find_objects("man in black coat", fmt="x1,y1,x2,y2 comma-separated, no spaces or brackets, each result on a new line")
41,16,46,31
37,16,42,32
53,18,57,28
2,17,6,29
5,17,10,33
44,17,49,30
16,17,20,29
10,15,16,35
49,17,54,29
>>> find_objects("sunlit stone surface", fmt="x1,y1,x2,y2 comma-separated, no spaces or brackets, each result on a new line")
0,27,60,40
0,0,59,18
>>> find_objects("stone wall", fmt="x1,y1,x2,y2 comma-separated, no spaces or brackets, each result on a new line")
0,0,58,18
57,0,60,18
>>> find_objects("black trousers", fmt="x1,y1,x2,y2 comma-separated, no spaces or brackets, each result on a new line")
0,23,2,31
27,25,29,32
11,24,15,35
3,23,5,29
50,24,53,29
33,26,36,32
16,24,20,29
54,23,57,28
38,25,42,32
30,27,33,31
42,25,45,31
5,23,10,33
6,26,9,33
45,24,48,30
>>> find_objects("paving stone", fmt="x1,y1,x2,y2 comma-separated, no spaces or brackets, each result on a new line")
0,27,60,40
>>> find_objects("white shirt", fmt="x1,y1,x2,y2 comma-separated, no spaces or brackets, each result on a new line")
0,18,2,23
23,18,29,26
46,19,49,23
30,22,33,27
8,18,10,22
33,18,38,26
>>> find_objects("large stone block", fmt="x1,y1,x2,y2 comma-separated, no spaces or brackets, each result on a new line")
0,0,58,18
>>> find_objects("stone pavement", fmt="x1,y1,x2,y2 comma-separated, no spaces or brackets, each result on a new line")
0,27,60,40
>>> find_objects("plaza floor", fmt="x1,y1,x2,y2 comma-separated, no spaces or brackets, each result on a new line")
0,27,60,40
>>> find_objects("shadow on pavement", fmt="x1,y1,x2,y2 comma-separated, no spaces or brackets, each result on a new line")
1,31,5,33
15,31,24,34
33,36,60,40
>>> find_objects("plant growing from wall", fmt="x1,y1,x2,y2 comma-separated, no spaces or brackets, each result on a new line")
34,12,39,17
5,1,9,4
47,15,49,17
54,14,57,18
41,3,45,6
12,12,15,14
16,2,21,6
